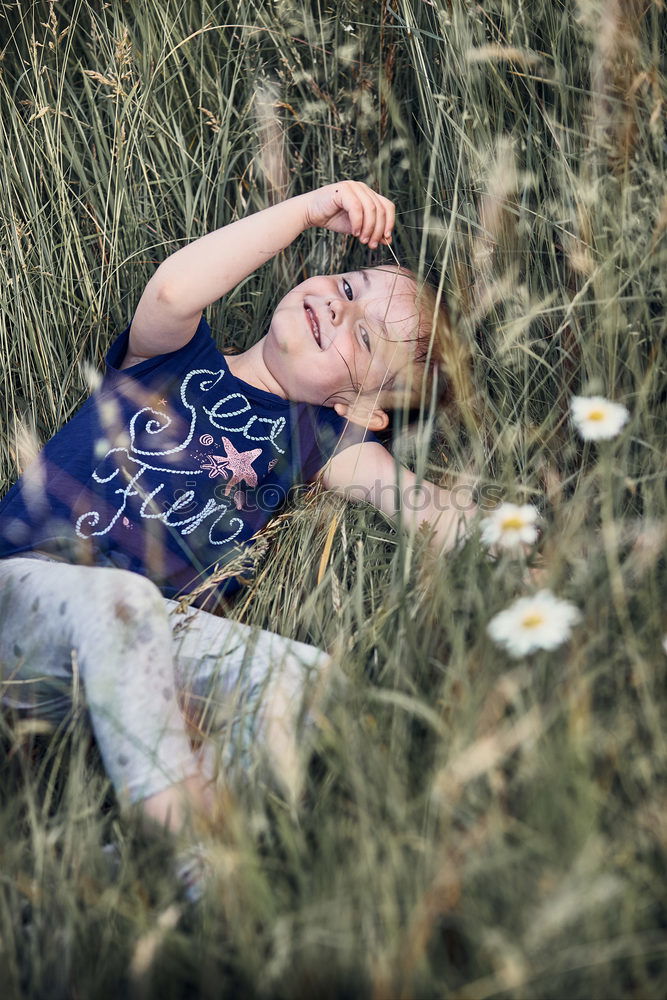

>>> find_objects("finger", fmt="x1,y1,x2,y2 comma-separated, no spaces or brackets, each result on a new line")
350,181,378,245
379,195,396,243
338,182,365,238
369,193,390,248
353,183,384,247
357,181,396,249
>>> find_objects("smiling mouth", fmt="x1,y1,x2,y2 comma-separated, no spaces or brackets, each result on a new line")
304,304,322,348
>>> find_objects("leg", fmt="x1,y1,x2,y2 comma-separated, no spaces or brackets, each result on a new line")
164,598,334,807
0,557,212,833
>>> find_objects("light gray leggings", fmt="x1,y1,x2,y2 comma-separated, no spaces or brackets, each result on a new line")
0,556,331,806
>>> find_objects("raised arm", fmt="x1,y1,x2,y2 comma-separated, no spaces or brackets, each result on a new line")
319,441,478,555
124,181,395,366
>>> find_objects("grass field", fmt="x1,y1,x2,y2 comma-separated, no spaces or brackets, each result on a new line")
1,1,666,997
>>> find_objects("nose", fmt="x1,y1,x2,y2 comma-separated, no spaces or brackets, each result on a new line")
319,297,352,352
326,296,350,327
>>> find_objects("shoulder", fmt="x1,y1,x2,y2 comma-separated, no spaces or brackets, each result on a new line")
105,314,219,376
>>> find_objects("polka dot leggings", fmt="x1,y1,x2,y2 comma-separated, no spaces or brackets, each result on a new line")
0,556,332,806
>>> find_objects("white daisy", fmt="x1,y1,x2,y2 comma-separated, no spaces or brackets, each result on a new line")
480,502,540,550
570,395,629,441
487,590,581,658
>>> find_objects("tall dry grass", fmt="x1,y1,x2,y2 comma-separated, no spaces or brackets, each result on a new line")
0,1,666,997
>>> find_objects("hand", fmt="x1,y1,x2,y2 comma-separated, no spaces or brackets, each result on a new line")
304,180,395,249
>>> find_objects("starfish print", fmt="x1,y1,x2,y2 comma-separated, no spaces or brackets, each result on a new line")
220,436,262,496
201,454,231,479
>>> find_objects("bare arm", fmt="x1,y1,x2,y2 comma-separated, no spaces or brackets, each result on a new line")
124,181,395,365
319,442,478,554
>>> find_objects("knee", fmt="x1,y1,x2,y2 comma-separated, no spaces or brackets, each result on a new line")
97,569,164,626
284,641,333,676
265,644,335,712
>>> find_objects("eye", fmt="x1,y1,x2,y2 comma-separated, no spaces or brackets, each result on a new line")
342,278,353,300
360,328,371,352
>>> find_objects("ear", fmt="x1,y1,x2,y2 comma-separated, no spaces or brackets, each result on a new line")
333,400,389,433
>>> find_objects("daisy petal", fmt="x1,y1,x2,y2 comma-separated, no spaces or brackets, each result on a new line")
487,590,581,658
480,502,540,551
570,395,629,441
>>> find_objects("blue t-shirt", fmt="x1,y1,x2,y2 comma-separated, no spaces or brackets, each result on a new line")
0,316,376,609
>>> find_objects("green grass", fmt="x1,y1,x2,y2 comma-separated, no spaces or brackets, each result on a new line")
1,0,666,997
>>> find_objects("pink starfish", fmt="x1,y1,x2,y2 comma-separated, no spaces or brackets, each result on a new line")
220,436,262,496
201,454,230,479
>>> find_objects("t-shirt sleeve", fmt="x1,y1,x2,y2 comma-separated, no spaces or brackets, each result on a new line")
293,403,381,484
103,314,217,383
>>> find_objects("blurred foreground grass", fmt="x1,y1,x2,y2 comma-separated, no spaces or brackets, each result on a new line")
0,1,666,997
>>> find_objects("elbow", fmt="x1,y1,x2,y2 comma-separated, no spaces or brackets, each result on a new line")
153,275,177,308
145,272,190,319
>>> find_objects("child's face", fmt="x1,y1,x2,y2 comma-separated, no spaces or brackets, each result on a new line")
263,266,420,421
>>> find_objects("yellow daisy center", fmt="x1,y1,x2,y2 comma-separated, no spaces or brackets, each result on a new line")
500,516,525,531
586,409,606,422
521,613,545,629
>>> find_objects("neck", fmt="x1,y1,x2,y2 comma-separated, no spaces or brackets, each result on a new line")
225,338,287,398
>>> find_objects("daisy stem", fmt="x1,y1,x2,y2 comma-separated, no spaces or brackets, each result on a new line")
597,448,664,752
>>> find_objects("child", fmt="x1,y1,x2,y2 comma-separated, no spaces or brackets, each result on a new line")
0,180,476,856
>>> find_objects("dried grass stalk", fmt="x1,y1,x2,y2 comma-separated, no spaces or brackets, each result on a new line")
254,80,290,205
471,136,519,312
587,0,646,171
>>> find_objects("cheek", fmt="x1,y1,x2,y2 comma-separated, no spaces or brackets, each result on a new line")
300,365,352,405
324,355,359,392
348,355,378,390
